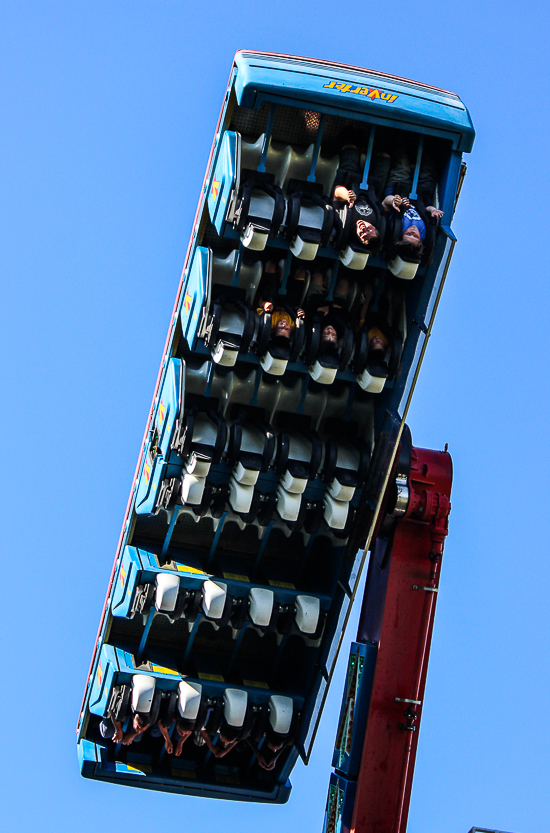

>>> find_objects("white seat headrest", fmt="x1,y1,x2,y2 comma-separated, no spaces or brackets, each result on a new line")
181,473,206,505
131,674,156,714
387,255,418,280
223,688,248,727
202,580,228,619
249,587,274,627
309,361,338,385
213,340,238,366
178,680,203,720
328,479,355,502
339,245,369,270
260,352,288,376
276,486,302,522
233,460,260,486
295,595,320,635
290,236,319,261
268,695,293,735
155,573,180,612
228,477,254,514
280,469,308,494
357,368,386,394
241,224,269,251
323,494,349,529
186,451,212,478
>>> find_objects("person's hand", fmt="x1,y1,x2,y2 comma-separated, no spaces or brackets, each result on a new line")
347,189,357,206
165,739,173,755
112,729,123,743
392,195,402,211
296,308,305,319
431,208,444,219
122,734,134,746
263,301,274,313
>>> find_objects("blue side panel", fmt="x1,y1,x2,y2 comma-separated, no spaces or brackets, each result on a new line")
180,246,210,349
134,358,185,515
208,131,238,235
234,53,475,151
332,642,377,778
78,737,292,803
322,772,357,833
89,643,118,716
110,546,142,618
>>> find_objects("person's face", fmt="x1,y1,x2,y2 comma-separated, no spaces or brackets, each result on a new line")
219,733,233,746
322,325,337,344
369,336,386,353
274,318,291,338
134,715,145,732
402,225,421,244
356,220,376,244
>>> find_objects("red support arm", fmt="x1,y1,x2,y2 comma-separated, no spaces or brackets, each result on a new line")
351,446,452,833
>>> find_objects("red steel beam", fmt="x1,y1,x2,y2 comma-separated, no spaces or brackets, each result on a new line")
351,446,452,833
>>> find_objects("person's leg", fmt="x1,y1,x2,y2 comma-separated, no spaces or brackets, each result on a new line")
367,152,391,198
417,154,438,204
333,145,362,190
386,146,413,194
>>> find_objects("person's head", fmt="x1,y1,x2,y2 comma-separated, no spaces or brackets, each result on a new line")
176,717,195,737
355,220,380,248
321,324,338,346
394,239,424,260
402,225,422,245
273,317,291,339
133,713,149,732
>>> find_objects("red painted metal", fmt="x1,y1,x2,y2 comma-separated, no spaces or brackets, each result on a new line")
351,446,452,833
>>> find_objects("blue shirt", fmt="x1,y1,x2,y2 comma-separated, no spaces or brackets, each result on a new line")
402,207,426,240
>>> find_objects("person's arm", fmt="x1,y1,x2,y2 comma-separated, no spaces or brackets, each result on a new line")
122,719,151,745
175,729,191,757
426,206,444,219
159,722,173,755
382,195,410,214
333,186,357,206
111,718,124,743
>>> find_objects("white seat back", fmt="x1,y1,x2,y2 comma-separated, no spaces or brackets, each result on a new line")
241,224,269,251
202,580,228,619
186,451,211,478
280,468,307,494
387,256,418,280
131,674,156,714
276,486,302,521
155,573,180,612
268,695,293,735
309,360,338,385
295,595,320,634
229,477,254,513
178,680,203,720
339,245,369,270
223,688,248,727
290,236,319,260
357,368,386,394
249,587,274,627
181,473,206,505
323,493,349,529
260,351,288,376
213,340,239,366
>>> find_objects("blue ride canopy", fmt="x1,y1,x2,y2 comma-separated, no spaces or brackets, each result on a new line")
77,51,474,803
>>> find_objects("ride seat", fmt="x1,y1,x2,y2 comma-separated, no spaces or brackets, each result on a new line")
131,674,156,715
248,587,275,628
323,493,349,529
202,580,229,620
155,573,180,613
294,595,321,635
268,695,293,736
324,440,369,503
276,484,303,522
223,688,248,729
205,299,255,367
285,185,334,261
387,254,419,281
275,430,322,494
178,680,203,721
234,172,286,251
227,420,275,486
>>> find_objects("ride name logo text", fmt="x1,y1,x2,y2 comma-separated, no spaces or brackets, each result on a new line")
323,80,398,102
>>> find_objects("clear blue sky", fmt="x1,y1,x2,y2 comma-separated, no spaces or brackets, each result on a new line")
2,2,549,832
